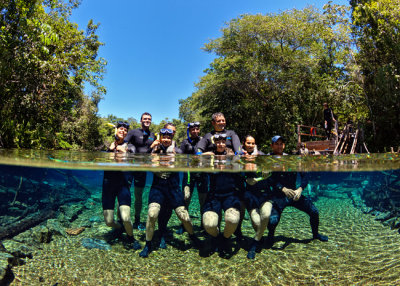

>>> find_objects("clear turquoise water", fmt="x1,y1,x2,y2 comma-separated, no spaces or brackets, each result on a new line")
0,151,400,285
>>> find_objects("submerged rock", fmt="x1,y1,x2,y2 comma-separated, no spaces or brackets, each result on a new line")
32,225,52,243
81,238,111,251
374,211,391,221
59,203,86,222
2,241,33,262
0,252,13,283
46,219,67,237
89,216,102,223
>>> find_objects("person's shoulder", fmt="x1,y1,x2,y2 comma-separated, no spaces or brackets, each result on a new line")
203,132,213,139
175,147,183,154
130,128,141,135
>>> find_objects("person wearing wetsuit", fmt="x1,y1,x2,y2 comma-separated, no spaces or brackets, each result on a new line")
139,128,199,257
201,134,245,258
323,103,337,140
256,135,328,247
240,135,271,259
178,122,209,234
102,122,141,250
124,112,156,229
196,112,241,155
242,135,265,156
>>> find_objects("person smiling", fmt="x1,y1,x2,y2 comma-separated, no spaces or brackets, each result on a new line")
125,112,156,230
196,112,241,155
140,128,199,258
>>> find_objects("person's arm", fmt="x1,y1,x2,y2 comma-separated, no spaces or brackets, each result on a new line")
108,141,117,152
180,140,187,154
196,136,209,154
231,132,241,154
292,172,308,201
124,130,134,144
115,143,128,153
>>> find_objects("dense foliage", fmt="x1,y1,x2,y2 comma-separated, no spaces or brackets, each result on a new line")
179,4,368,151
1,1,399,152
350,0,400,151
0,0,105,149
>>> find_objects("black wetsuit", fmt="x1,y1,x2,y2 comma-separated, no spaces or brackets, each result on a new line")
324,108,335,139
151,145,183,234
253,170,320,239
102,171,133,210
125,128,156,154
102,148,133,210
125,128,156,188
202,172,245,214
180,137,209,195
196,130,241,154
149,172,185,210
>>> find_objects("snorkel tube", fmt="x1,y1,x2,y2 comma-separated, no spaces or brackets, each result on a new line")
187,123,192,144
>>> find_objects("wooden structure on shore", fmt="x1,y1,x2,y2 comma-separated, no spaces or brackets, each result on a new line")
297,123,369,154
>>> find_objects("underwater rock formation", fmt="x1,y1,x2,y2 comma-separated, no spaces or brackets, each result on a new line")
81,238,111,251
359,170,400,231
66,227,85,236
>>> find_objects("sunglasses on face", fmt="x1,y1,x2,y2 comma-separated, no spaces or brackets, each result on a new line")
116,121,130,130
160,128,174,135
188,122,200,128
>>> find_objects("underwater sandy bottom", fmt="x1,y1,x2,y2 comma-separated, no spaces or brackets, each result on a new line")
9,196,400,286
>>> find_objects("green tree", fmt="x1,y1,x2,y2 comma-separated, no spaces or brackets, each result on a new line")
0,0,106,149
351,0,400,151
180,4,364,150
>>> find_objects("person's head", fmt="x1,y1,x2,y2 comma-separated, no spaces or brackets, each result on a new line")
187,122,200,138
140,112,152,130
243,135,256,153
211,112,226,132
214,133,227,153
163,122,176,138
115,121,129,141
271,135,285,155
323,103,328,110
159,128,174,147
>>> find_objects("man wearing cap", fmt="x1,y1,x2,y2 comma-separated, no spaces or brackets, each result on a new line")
268,135,328,245
196,112,241,155
251,135,328,249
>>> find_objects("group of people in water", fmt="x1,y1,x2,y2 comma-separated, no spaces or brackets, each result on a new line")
102,112,328,260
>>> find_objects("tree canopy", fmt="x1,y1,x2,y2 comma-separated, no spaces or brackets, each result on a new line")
0,0,106,149
351,0,400,150
179,4,367,150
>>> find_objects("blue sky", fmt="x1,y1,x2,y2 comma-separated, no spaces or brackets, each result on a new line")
71,0,349,123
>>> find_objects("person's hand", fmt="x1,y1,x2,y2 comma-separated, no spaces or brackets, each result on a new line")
109,142,116,151
116,145,127,153
183,186,191,201
282,187,296,199
246,177,258,186
150,139,160,149
293,187,303,201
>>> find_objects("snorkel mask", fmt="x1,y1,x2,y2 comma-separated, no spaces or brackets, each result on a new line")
114,121,130,140
187,122,200,143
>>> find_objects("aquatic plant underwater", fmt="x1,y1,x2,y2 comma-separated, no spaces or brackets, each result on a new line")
0,155,400,285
